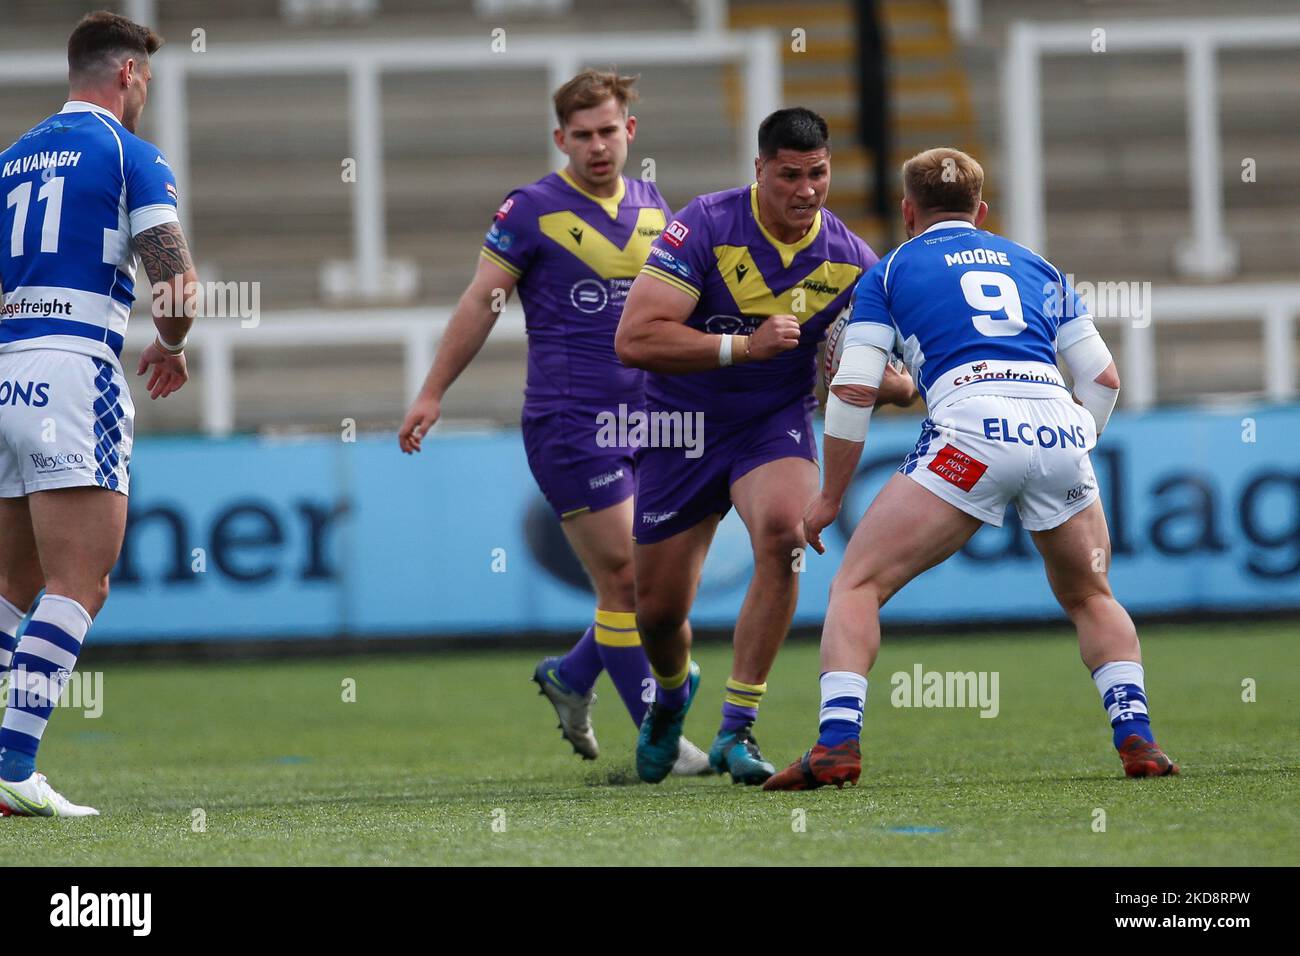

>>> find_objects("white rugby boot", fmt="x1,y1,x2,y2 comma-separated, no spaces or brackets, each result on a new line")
0,772,99,817
532,656,599,760
671,736,714,776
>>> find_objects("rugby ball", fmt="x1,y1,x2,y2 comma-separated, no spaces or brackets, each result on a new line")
822,305,852,392
822,306,905,397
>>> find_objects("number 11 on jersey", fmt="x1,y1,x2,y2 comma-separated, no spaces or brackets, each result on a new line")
6,176,65,257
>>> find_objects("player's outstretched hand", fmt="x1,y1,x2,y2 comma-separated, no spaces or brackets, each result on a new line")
802,491,840,555
398,395,441,454
746,313,802,362
136,341,189,400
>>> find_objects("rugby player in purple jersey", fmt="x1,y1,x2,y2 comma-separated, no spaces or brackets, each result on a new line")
616,108,915,784
399,70,709,774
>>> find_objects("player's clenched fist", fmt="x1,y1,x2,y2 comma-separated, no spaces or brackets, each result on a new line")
398,395,441,454
745,313,802,361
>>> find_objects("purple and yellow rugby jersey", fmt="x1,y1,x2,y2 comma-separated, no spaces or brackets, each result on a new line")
479,170,670,519
480,170,671,411
638,183,877,423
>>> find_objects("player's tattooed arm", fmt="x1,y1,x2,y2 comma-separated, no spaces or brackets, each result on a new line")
133,222,200,329
132,221,198,398
133,221,195,288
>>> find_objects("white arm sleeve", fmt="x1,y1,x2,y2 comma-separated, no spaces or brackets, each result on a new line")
1057,318,1119,432
825,344,889,441
832,342,889,389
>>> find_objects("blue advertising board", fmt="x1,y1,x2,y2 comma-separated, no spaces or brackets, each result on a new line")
93,403,1300,642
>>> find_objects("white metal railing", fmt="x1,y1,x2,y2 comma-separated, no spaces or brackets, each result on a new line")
1097,284,1300,410
947,0,981,42
111,0,728,34
108,0,728,35
0,29,779,301
1002,16,1300,280
122,283,1300,435
124,307,524,436
693,0,729,34
123,0,157,28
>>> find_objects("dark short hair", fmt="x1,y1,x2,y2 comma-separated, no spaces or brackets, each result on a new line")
757,107,830,159
68,10,162,81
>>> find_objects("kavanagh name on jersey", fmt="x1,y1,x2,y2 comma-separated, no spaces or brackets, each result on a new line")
1,151,84,178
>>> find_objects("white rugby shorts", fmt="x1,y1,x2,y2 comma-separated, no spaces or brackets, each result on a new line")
0,348,134,497
899,393,1099,531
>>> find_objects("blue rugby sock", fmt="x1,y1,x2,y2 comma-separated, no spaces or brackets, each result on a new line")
817,671,866,748
0,595,27,779
0,594,91,782
1093,660,1156,749
0,594,25,676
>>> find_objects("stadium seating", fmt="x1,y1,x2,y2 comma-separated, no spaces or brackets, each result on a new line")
2,0,1297,432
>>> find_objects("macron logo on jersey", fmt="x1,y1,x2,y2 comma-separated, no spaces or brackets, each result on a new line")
154,154,170,168
1,151,82,178
663,220,690,248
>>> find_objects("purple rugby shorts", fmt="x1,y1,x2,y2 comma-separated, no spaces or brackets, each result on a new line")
633,396,818,544
522,402,637,519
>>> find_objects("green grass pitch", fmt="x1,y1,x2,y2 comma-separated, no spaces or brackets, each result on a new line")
1,622,1296,865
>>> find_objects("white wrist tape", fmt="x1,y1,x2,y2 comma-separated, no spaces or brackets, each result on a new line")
718,334,734,367
825,393,872,442
1058,320,1118,431
156,332,187,355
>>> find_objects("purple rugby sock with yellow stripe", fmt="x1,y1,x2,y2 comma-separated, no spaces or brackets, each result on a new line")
720,677,766,733
555,625,602,696
593,609,652,725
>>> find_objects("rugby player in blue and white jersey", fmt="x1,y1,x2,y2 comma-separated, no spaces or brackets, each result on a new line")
765,148,1178,790
0,12,199,816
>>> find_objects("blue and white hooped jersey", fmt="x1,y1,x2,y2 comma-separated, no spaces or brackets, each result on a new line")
0,101,179,368
847,220,1094,410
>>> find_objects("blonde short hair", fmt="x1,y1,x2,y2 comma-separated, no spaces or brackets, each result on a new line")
553,68,640,128
902,147,984,214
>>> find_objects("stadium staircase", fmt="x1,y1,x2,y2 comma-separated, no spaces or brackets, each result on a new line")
727,0,991,251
